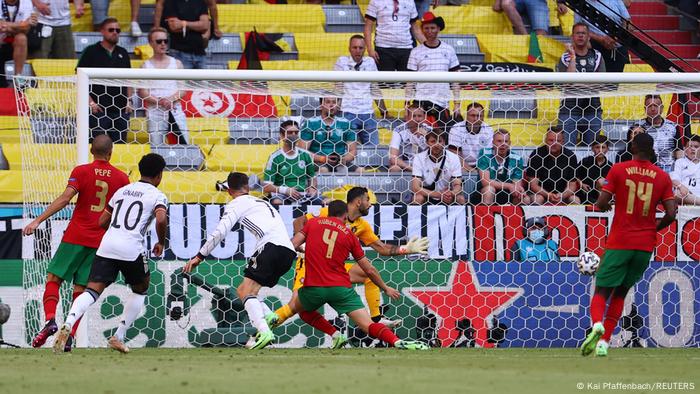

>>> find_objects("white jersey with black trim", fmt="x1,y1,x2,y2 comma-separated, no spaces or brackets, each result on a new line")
199,194,293,257
97,181,168,261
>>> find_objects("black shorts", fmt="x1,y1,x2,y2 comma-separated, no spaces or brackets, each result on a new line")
88,254,150,286
243,244,296,287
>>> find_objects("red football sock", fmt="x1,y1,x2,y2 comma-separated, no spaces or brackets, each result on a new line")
42,281,60,321
299,311,337,336
368,322,399,346
70,290,83,337
602,294,625,341
590,293,607,325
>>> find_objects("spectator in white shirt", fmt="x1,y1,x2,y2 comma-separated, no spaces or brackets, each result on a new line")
334,35,390,146
671,135,700,205
448,102,494,171
364,0,425,72
389,102,430,172
410,130,466,205
406,12,461,132
0,0,36,87
30,0,84,58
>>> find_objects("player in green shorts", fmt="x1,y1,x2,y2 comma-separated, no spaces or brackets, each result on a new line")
22,135,129,351
286,199,428,350
582,133,676,357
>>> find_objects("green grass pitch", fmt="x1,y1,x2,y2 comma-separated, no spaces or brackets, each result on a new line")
1,348,697,394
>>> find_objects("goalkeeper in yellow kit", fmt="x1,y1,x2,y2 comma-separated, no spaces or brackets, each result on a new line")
269,186,429,328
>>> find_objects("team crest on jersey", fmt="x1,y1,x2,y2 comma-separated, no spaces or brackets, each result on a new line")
298,161,306,169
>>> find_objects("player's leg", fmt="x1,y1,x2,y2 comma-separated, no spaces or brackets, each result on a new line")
32,273,63,348
53,255,117,353
64,246,98,351
108,257,151,353
271,256,306,327
297,287,348,349
347,263,401,328
346,307,427,350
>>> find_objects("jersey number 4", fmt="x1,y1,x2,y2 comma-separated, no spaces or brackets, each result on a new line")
111,199,144,231
322,229,338,259
625,179,654,216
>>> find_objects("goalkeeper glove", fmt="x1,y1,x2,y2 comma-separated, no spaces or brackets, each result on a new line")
400,236,429,255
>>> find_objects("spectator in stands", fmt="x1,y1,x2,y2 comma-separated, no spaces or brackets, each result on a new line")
448,102,494,171
526,126,581,204
671,135,700,205
409,130,466,205
557,22,605,147
300,97,360,173
389,102,429,172
364,0,425,72
30,0,83,59
615,123,646,163
0,0,36,87
511,216,560,262
477,129,530,205
76,18,131,143
640,94,691,172
155,0,221,41
494,0,549,35
334,35,390,146
576,134,612,204
160,0,210,69
88,0,142,35
406,12,461,132
137,27,189,146
574,0,630,72
263,119,325,206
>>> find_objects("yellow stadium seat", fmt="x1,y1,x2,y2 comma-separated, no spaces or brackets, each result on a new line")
205,144,279,174
294,33,358,62
2,144,76,170
624,63,655,73
0,170,71,203
477,34,564,64
71,2,130,32
111,144,150,173
158,171,263,204
0,116,20,143
218,5,325,34
431,6,512,35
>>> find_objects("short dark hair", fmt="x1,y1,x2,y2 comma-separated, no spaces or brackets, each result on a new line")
426,130,447,144
279,119,299,134
689,135,700,144
571,22,589,32
632,132,655,156
626,123,646,141
548,125,563,134
644,94,662,105
139,153,166,177
99,17,120,30
593,134,610,146
319,96,338,105
227,172,249,191
346,186,368,204
466,102,484,111
328,200,348,217
349,34,365,43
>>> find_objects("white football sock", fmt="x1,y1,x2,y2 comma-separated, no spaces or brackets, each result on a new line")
115,293,146,341
259,297,272,316
65,291,98,327
243,296,269,333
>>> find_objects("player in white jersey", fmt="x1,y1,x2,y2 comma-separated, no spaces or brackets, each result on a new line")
671,135,700,205
184,172,297,350
53,154,168,354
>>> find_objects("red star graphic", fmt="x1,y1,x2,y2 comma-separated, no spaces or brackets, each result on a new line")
407,261,522,348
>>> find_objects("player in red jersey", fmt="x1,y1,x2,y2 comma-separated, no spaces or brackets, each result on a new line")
288,200,428,350
581,133,676,357
22,135,130,351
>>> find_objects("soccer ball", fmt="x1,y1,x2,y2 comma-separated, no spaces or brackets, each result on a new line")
577,252,600,276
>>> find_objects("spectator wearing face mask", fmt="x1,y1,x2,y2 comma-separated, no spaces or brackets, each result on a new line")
511,216,560,262
263,119,325,206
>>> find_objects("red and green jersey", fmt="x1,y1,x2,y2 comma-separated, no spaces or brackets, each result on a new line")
601,159,674,252
62,160,130,248
302,216,365,287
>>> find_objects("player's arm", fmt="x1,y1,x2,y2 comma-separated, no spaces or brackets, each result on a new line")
184,207,238,272
657,198,677,231
152,206,168,257
98,205,113,230
594,190,613,212
367,237,428,256
355,256,400,300
293,214,308,235
22,187,77,235
291,230,307,252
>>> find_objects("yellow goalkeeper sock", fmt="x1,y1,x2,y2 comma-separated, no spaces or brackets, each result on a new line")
364,278,381,320
275,304,295,324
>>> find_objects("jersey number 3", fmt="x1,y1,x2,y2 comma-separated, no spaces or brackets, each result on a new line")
91,180,109,212
625,180,654,216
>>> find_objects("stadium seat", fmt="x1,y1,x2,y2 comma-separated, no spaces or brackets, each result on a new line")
0,116,20,144
204,144,279,175
2,144,75,170
431,6,512,35
317,172,410,203
323,5,364,33
229,118,277,144
294,33,358,63
158,171,250,204
441,35,485,63
354,146,390,168
0,170,70,203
